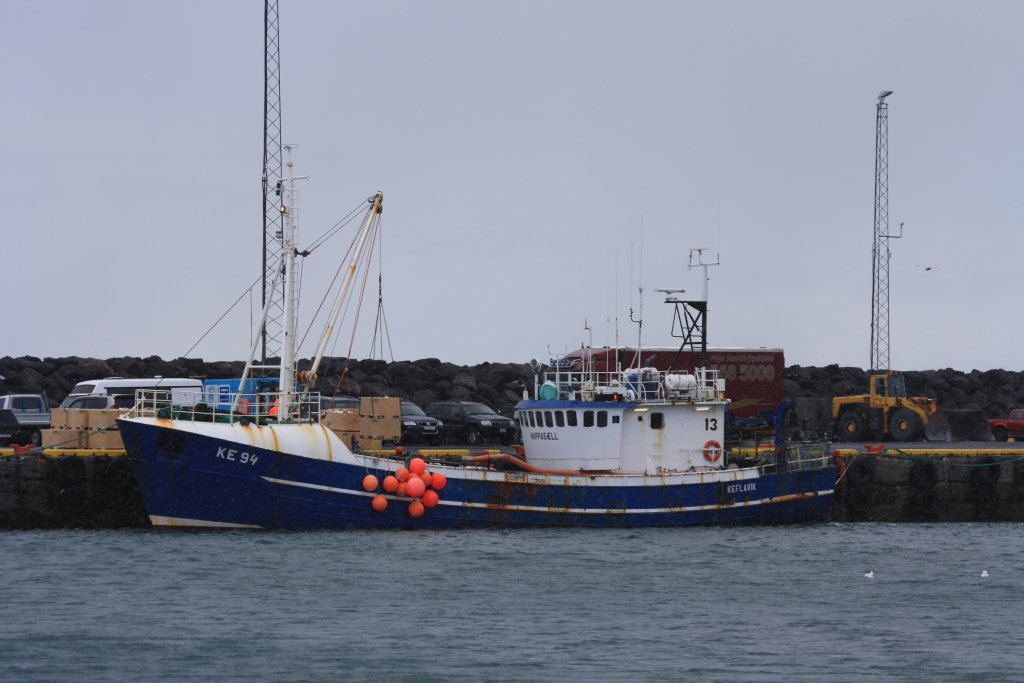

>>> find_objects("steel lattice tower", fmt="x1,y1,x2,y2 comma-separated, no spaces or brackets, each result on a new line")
869,90,897,372
261,0,284,365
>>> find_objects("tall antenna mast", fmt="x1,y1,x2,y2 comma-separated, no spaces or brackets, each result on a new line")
261,0,285,366
869,91,902,372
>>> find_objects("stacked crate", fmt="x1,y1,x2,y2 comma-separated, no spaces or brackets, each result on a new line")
320,397,401,450
87,410,125,450
321,409,361,449
358,397,401,450
40,409,86,449
40,409,124,450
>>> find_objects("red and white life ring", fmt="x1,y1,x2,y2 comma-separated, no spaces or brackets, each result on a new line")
703,440,722,462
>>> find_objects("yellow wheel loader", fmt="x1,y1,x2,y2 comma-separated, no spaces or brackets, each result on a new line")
831,371,991,442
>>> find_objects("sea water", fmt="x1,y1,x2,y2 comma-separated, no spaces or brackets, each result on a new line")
1,524,1022,682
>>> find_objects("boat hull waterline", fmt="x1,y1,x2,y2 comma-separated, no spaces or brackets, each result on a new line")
118,419,836,529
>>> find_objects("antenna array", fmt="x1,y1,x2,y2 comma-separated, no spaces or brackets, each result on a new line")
869,91,901,372
261,0,285,365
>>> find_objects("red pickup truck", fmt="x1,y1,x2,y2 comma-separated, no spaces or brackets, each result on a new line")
988,410,1024,441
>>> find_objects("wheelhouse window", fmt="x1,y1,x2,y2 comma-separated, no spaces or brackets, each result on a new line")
544,411,553,428
612,415,620,424
650,412,664,429
528,411,536,427
555,411,565,427
597,411,608,427
583,410,594,427
535,410,544,426
567,410,578,427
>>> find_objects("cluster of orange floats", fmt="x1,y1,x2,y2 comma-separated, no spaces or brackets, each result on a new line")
362,455,447,517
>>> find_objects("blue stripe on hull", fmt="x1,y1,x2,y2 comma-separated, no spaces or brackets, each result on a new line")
118,420,835,529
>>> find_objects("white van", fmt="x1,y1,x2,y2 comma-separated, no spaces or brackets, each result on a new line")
59,377,204,408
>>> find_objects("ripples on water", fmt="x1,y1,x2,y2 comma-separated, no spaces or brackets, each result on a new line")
1,524,1021,682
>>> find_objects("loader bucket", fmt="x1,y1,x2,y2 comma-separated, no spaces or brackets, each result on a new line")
925,409,993,442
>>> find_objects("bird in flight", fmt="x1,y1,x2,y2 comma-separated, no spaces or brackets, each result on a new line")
915,265,942,271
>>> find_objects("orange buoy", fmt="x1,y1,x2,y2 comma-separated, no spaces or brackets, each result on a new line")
418,471,431,485
396,481,408,497
395,446,404,455
406,477,426,498
371,494,388,511
396,467,410,482
409,457,426,474
362,474,379,492
408,500,425,517
430,472,447,490
382,475,398,492
422,490,439,508
703,440,722,462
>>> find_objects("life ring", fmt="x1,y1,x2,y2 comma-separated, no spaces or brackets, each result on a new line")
703,440,722,462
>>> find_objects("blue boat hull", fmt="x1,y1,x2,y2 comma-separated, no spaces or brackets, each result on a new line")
118,419,835,529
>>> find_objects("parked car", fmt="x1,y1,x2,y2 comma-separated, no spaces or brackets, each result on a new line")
325,396,360,410
59,377,204,408
63,394,137,410
0,394,51,446
399,401,443,445
988,409,1024,442
303,395,361,419
0,409,21,446
425,401,516,445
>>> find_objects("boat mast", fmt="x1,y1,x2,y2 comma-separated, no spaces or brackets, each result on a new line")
300,192,384,387
278,145,306,417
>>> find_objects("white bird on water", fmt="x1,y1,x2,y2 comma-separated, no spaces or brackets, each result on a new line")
981,571,989,577
864,571,874,579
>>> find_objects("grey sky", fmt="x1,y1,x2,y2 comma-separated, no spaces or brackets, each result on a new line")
3,1,1021,371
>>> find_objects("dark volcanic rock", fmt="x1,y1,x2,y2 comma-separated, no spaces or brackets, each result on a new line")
781,364,1024,418
410,389,438,408
12,354,1024,420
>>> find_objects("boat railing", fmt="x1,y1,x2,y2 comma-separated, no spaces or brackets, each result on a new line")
125,389,324,424
757,442,833,474
543,363,723,403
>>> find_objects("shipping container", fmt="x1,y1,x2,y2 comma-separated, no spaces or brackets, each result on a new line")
202,378,281,413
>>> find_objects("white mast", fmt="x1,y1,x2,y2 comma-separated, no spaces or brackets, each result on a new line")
688,248,719,302
278,145,307,418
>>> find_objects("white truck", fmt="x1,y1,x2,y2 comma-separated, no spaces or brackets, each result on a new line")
0,394,51,446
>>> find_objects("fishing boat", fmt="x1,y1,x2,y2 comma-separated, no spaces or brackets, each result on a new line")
117,160,836,529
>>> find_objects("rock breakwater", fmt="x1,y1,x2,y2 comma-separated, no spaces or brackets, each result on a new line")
2,355,1023,418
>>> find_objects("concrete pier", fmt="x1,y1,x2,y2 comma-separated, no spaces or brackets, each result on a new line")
830,446,1024,522
0,452,149,529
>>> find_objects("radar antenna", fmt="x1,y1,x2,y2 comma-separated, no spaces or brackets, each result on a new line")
664,248,720,371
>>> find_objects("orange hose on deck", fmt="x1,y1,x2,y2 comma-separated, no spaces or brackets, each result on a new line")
472,453,602,476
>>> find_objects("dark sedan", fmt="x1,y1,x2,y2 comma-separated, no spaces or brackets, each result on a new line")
425,401,516,445
400,401,443,445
